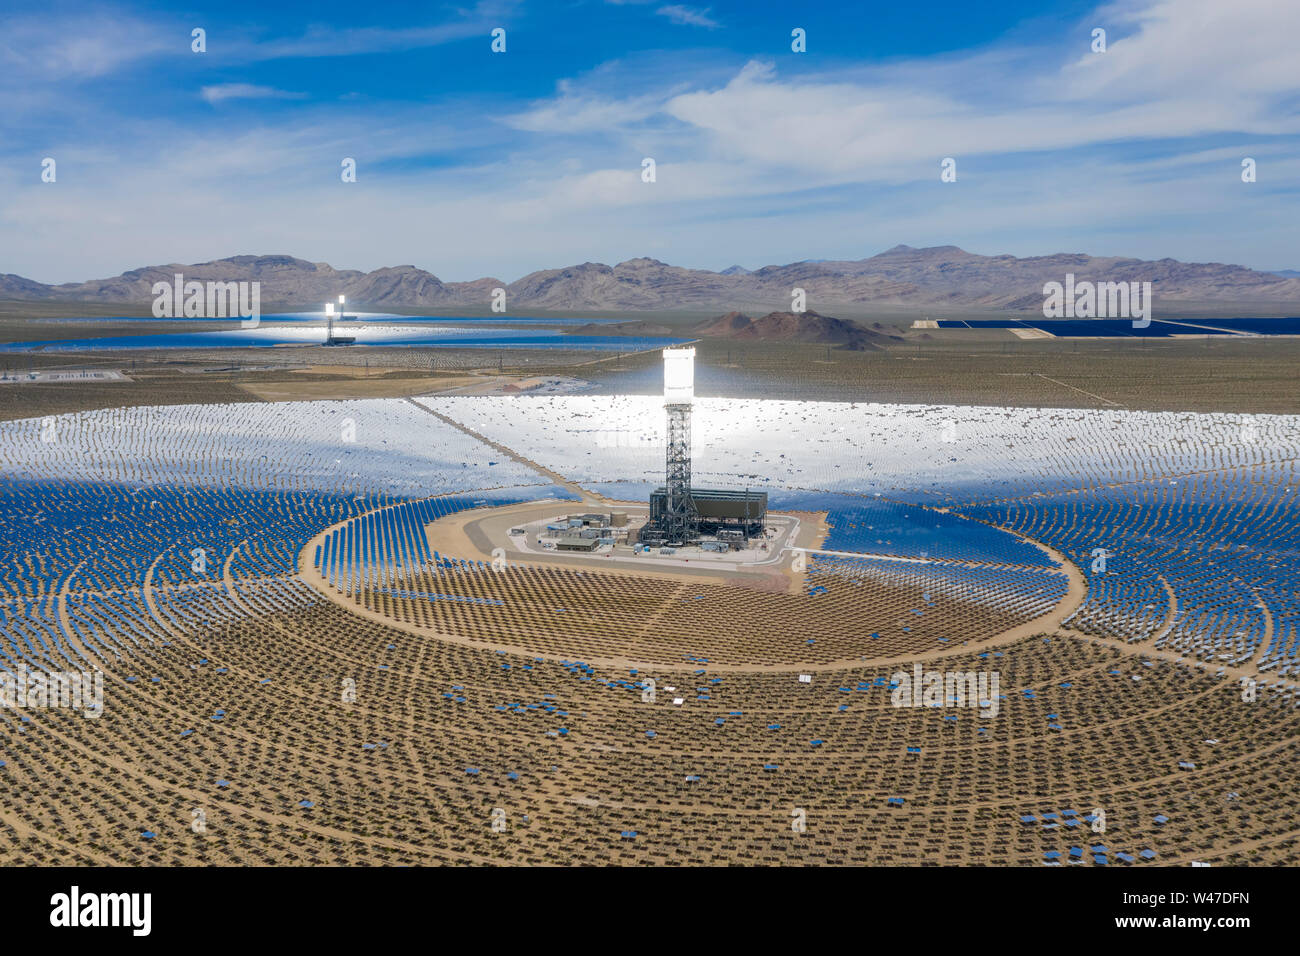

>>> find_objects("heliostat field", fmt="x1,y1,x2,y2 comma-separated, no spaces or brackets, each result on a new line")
1,394,1298,865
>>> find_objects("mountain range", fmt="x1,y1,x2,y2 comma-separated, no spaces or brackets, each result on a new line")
3,246,1298,312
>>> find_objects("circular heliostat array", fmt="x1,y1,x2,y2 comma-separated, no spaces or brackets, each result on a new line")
302,497,1082,669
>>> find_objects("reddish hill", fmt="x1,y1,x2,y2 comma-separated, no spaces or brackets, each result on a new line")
693,310,895,349
698,311,754,335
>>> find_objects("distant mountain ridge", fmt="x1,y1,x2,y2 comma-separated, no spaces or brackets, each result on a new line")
4,246,1298,312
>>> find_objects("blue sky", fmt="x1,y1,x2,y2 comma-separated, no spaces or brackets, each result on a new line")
2,0,1297,283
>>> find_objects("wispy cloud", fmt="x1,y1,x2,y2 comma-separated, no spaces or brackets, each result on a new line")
220,0,523,62
0,1,519,81
228,20,497,62
504,78,677,133
200,83,306,105
656,5,720,29
0,11,172,80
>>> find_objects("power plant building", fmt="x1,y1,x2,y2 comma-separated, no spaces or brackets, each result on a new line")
648,488,767,540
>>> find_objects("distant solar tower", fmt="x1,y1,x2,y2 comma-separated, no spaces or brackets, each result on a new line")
323,295,356,346
662,347,698,543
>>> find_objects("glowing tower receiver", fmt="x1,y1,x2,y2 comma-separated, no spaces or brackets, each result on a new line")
663,346,695,403
661,347,698,543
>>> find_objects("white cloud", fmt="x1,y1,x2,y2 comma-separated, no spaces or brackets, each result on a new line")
1061,0,1300,104
3,0,1299,283
658,0,1300,182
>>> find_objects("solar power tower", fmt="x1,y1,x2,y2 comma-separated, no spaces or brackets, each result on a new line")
661,347,699,543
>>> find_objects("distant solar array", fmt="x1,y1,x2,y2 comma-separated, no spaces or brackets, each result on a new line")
936,317,1300,337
